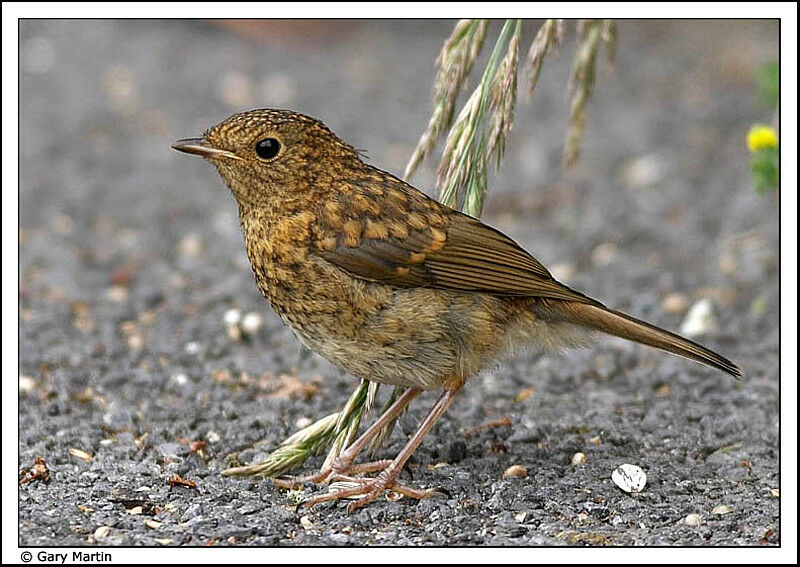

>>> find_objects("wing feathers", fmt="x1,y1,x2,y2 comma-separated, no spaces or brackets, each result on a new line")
317,202,595,303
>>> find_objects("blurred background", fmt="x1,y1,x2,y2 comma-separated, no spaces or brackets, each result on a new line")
19,20,779,546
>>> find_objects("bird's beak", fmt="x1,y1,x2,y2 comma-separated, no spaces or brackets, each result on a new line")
171,137,240,160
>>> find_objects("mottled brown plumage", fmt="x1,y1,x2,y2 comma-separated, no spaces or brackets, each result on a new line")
173,109,739,511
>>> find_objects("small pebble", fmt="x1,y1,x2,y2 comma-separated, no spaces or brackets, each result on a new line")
515,387,535,403
106,285,129,303
571,452,587,466
591,242,617,267
69,448,93,462
144,519,162,530
299,516,314,530
502,464,528,479
684,513,702,527
769,488,779,498
226,325,242,341
385,491,403,502
177,233,204,259
206,430,221,444
611,463,647,493
680,298,718,337
19,375,36,394
712,504,732,515
93,526,111,540
185,342,201,355
621,153,666,188
171,373,188,386
661,292,688,315
295,416,313,429
241,312,263,335
223,309,242,326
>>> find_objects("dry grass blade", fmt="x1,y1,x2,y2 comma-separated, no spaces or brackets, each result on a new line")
322,379,371,470
222,379,373,478
487,23,521,168
526,19,564,94
438,20,522,215
564,19,606,169
222,412,339,477
405,19,489,180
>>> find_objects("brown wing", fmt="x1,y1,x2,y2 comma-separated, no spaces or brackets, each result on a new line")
316,190,599,305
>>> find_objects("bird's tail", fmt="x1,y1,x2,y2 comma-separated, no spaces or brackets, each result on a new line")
544,300,741,378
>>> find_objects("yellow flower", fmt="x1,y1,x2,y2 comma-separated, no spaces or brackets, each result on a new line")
747,125,778,153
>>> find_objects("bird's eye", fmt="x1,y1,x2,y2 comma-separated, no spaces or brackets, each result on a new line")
255,138,281,160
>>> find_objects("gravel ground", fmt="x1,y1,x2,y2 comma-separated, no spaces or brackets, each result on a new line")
19,20,779,547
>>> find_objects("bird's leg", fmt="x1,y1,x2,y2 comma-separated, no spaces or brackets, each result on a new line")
300,387,461,513
273,386,422,488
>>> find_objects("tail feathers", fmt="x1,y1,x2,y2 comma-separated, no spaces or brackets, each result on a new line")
554,302,741,378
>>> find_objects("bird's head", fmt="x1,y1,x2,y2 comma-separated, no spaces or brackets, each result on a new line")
172,109,362,208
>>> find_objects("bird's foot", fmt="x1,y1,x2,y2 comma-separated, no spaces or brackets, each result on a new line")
272,458,394,490
298,467,435,514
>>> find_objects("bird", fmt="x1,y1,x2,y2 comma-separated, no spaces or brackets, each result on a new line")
172,108,740,512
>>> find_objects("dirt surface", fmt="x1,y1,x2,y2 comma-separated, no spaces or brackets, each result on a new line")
19,20,779,546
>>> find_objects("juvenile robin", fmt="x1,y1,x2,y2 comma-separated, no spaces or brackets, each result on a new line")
172,109,740,512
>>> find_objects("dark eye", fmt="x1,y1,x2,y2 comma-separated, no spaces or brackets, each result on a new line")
255,138,281,160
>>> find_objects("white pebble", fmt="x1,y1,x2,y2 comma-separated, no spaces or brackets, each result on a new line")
571,452,587,466
185,342,200,355
299,515,314,530
171,373,188,386
712,504,732,515
223,309,242,326
19,375,36,394
241,312,263,335
684,513,702,527
680,298,719,337
206,431,221,444
611,463,647,493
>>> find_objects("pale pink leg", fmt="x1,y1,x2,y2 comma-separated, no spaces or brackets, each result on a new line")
273,387,422,489
300,387,461,513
